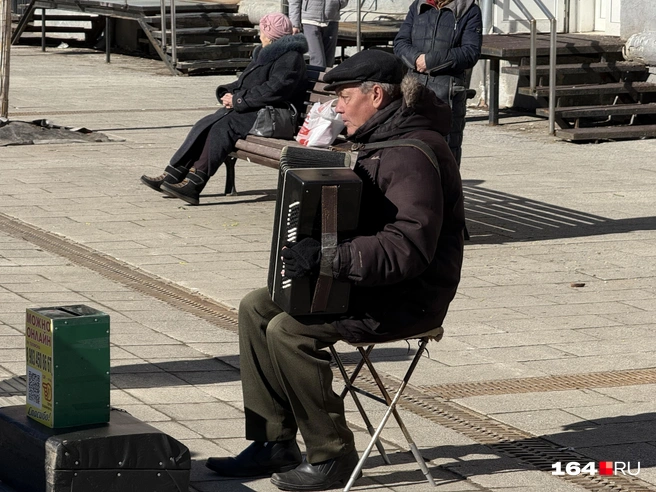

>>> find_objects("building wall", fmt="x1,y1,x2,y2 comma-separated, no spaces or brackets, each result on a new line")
621,0,656,39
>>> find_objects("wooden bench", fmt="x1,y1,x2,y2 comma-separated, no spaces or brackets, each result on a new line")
222,66,334,195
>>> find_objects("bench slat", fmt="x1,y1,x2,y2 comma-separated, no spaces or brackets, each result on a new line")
233,150,280,169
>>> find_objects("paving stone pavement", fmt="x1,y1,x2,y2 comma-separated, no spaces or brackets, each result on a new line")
1,46,655,491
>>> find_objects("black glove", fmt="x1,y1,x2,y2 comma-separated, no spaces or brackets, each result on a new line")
281,238,322,279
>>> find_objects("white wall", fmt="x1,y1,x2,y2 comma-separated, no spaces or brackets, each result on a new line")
621,0,656,39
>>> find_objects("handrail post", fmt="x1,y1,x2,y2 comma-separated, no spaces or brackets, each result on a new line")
170,0,177,66
41,7,46,51
356,0,361,51
511,0,557,135
159,0,166,52
549,17,557,135
529,19,536,93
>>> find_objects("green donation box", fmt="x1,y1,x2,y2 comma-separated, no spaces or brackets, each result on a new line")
25,305,110,428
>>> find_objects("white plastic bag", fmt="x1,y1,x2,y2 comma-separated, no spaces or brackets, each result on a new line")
295,99,344,148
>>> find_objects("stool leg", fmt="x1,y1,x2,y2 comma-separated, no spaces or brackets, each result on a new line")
330,346,392,465
344,371,416,492
339,345,372,400
358,341,436,487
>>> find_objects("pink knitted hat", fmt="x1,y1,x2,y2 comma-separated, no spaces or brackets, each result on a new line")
259,13,293,41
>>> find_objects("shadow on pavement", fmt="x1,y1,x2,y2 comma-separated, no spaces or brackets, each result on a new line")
422,412,656,479
463,180,656,244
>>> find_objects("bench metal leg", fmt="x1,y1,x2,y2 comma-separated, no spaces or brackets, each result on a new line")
489,58,500,126
224,157,237,196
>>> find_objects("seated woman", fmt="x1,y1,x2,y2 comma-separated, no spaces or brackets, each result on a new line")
141,13,308,205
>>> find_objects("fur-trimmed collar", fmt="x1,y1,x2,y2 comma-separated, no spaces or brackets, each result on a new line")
252,33,309,66
348,75,452,142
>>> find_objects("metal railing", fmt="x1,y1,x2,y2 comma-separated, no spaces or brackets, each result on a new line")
503,0,557,134
159,0,177,68
11,0,31,16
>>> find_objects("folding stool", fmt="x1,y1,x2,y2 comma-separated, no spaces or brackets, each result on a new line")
329,326,445,491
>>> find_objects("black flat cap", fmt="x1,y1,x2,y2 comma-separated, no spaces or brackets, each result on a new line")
323,50,404,91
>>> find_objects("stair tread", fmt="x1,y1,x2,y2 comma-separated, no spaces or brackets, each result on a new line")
23,25,92,32
537,103,656,118
556,124,656,141
144,12,249,21
481,33,624,58
519,82,656,96
175,58,252,72
503,61,646,75
152,26,258,38
171,43,257,52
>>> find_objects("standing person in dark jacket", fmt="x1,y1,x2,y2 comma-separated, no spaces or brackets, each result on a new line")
203,50,465,491
140,13,308,205
289,0,348,68
393,0,482,167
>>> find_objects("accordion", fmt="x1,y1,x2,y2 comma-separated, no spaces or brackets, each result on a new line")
268,146,362,315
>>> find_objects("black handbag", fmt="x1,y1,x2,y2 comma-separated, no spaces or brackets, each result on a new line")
249,104,298,139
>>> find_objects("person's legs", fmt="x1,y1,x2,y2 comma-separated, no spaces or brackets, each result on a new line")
302,24,327,68
206,288,302,477
140,126,210,192
266,311,354,464
239,287,299,442
159,116,242,205
447,90,467,168
321,22,339,68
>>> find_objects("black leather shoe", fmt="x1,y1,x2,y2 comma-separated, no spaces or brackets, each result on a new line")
270,448,360,491
141,165,188,192
160,167,208,205
205,440,302,478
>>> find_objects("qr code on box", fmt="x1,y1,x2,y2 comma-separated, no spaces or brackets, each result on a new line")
27,366,42,408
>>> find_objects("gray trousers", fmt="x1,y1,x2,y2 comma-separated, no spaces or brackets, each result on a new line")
302,22,339,68
239,287,355,463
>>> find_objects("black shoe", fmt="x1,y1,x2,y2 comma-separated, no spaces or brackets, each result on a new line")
160,168,208,205
205,440,302,478
270,448,360,491
141,165,188,192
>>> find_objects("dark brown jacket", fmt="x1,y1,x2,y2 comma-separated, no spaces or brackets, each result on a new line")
333,79,465,343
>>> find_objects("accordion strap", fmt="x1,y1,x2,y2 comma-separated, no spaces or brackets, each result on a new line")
343,139,441,181
310,185,338,313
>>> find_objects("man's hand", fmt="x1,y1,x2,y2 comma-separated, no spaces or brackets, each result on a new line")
415,54,427,73
221,93,234,108
293,27,301,34
281,238,322,279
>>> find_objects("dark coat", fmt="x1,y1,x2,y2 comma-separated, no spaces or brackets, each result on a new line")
393,0,482,99
393,0,482,165
169,34,308,174
332,80,465,343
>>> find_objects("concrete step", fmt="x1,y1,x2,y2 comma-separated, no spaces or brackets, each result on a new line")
519,81,656,97
555,124,656,141
537,102,656,119
503,61,647,76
